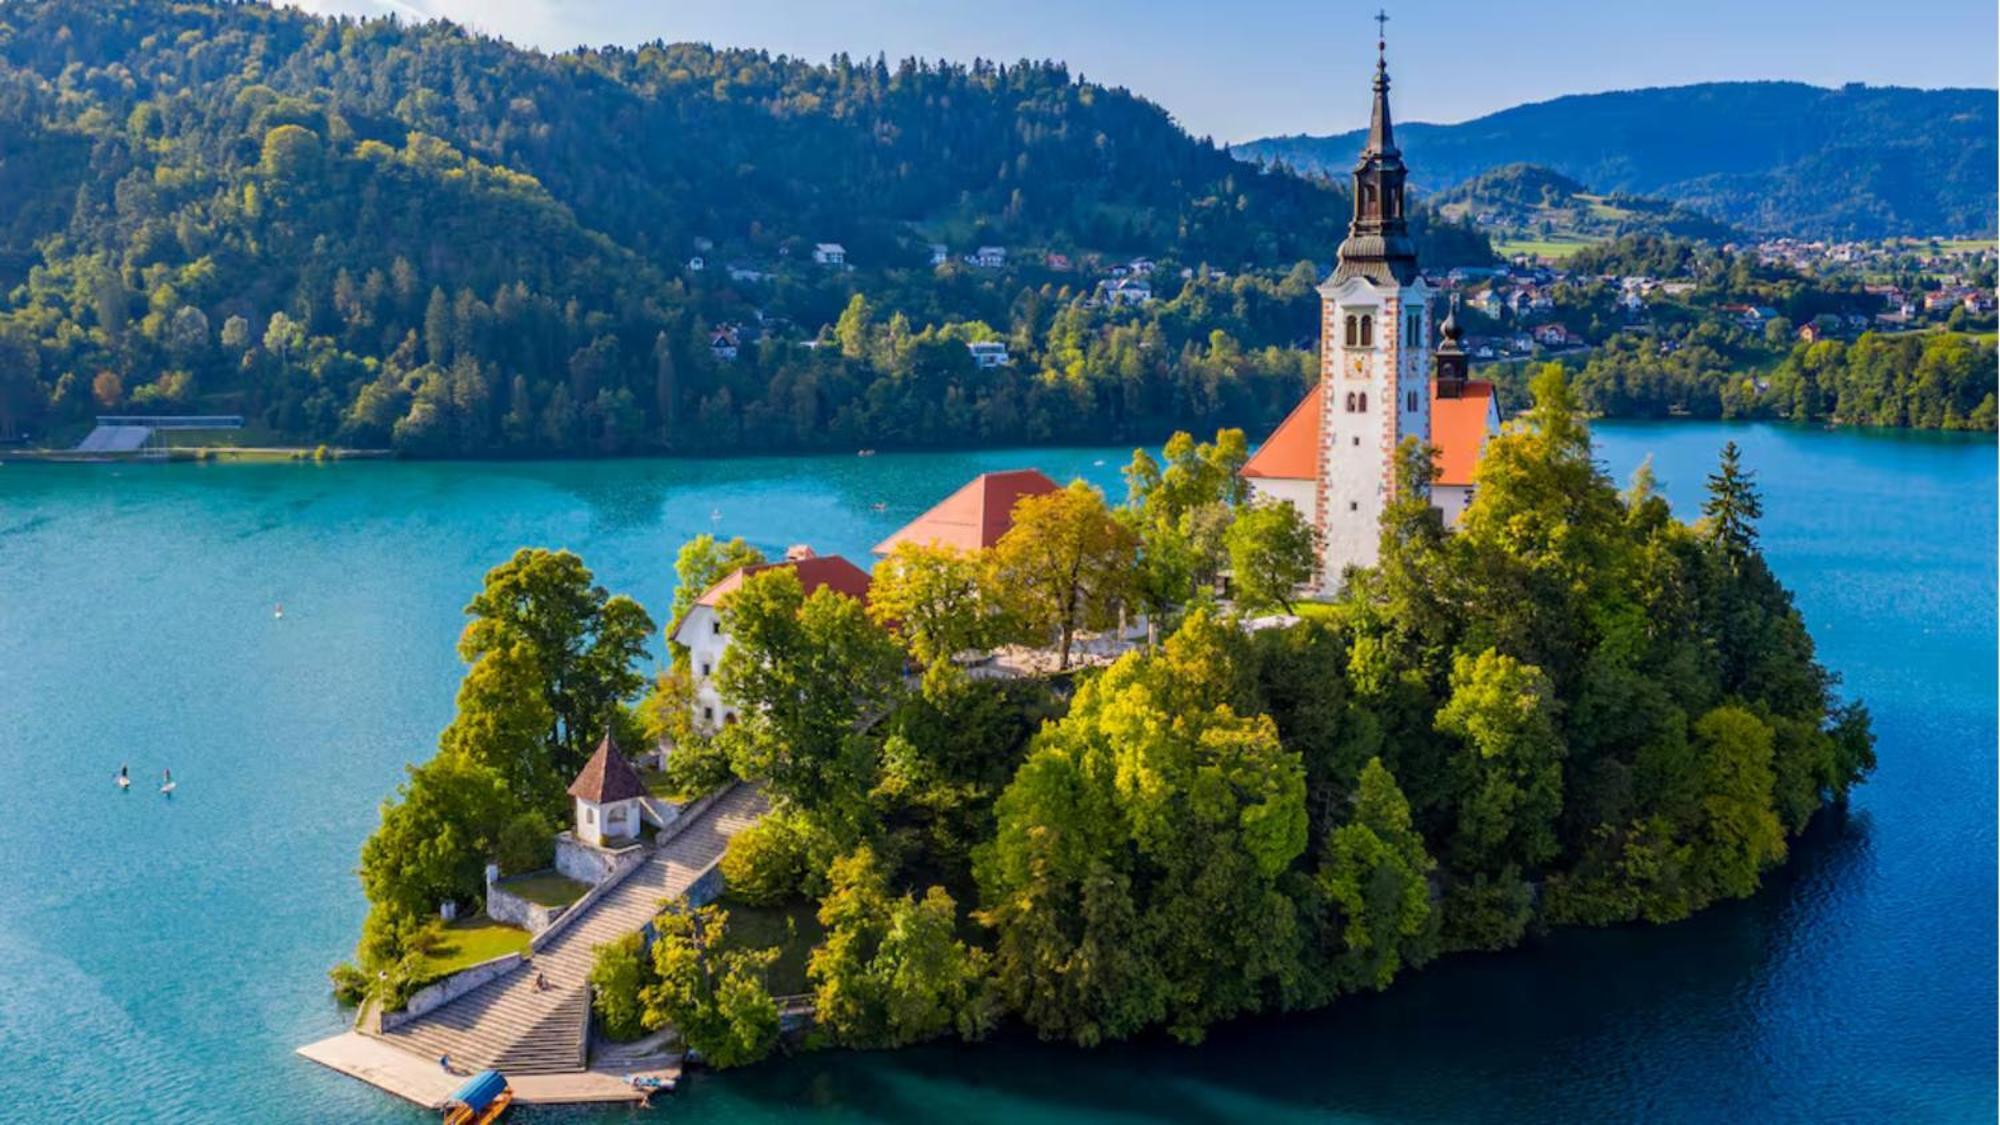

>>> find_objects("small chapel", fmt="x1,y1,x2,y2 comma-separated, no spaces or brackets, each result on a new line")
1240,25,1501,594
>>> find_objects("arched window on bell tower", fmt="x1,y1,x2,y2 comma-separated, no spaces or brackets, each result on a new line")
1345,315,1358,347
1359,315,1373,347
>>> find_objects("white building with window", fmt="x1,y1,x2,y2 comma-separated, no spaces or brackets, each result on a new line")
813,243,847,266
669,547,874,732
966,340,1011,368
1239,38,1498,594
568,734,647,847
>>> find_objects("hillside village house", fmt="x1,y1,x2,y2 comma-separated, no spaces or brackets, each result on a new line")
972,246,1006,268
1239,36,1500,594
709,325,741,361
672,547,873,731
929,243,950,266
1101,278,1154,307
813,242,847,266
966,340,1012,369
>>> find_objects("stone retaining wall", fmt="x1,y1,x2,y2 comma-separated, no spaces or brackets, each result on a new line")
380,953,524,1031
485,876,568,936
683,859,725,909
553,832,646,886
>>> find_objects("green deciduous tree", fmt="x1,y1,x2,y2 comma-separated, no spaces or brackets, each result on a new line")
642,905,781,1068
1317,758,1438,991
715,568,903,839
459,548,654,776
1226,497,1317,613
977,612,1306,1044
590,932,655,1041
867,542,1006,666
1435,648,1565,874
808,846,994,1048
985,480,1139,669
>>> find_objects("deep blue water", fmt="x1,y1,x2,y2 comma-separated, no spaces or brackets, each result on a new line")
0,422,1991,1123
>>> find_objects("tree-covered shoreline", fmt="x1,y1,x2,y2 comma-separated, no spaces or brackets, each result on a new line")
336,368,1872,1067
0,0,1489,456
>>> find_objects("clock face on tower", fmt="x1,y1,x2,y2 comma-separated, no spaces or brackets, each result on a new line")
1347,354,1367,379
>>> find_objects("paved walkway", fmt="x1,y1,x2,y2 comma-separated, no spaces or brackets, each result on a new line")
360,783,767,1076
297,1032,674,1107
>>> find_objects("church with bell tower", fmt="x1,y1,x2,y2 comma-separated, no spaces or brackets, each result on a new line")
1241,14,1501,594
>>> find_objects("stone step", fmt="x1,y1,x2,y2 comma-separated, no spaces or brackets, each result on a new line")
368,784,769,1076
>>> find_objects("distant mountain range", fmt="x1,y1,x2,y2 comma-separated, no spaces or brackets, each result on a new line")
1234,82,1998,240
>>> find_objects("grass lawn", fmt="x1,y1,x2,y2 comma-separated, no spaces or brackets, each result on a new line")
1292,600,1344,625
1493,236,1598,262
499,872,589,908
713,894,824,996
638,768,681,798
413,915,532,982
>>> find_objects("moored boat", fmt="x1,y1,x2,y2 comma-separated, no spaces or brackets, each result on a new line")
442,1069,512,1125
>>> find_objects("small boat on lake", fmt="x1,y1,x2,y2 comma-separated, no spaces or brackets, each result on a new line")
160,768,176,796
442,1069,512,1124
116,764,130,790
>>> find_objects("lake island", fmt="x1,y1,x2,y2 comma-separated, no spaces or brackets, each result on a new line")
301,41,1877,1111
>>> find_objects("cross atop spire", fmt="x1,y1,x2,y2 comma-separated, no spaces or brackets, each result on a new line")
1363,8,1397,159
1333,5,1417,287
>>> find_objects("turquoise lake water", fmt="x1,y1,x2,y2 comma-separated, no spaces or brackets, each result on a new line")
0,422,1992,1123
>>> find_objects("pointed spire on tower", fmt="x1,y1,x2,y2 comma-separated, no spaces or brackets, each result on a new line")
1333,8,1419,286
1435,295,1469,397
1366,9,1397,157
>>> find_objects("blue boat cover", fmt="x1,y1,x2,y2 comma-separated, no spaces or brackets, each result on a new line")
450,1069,508,1110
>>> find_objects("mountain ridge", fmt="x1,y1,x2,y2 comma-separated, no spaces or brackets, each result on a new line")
1234,80,1998,239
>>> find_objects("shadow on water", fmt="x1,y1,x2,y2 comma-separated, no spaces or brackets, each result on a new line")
579,811,1879,1125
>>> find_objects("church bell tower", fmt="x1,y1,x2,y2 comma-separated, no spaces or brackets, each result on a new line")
1311,12,1431,591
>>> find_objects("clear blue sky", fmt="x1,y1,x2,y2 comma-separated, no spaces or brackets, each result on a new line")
286,0,1998,142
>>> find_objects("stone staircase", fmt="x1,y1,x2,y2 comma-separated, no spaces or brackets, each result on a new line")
374,783,768,1074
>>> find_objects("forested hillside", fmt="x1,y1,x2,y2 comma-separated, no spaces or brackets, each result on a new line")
1435,163,1741,248
1237,82,1998,239
0,0,1492,455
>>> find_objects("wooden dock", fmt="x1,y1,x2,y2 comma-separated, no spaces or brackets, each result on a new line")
297,1031,673,1107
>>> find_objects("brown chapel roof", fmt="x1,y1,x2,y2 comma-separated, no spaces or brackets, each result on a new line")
568,734,647,803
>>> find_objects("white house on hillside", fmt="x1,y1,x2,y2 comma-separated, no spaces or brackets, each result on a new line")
813,243,847,267
966,340,1011,368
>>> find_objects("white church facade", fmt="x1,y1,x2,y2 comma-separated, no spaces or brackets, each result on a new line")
1241,33,1500,595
